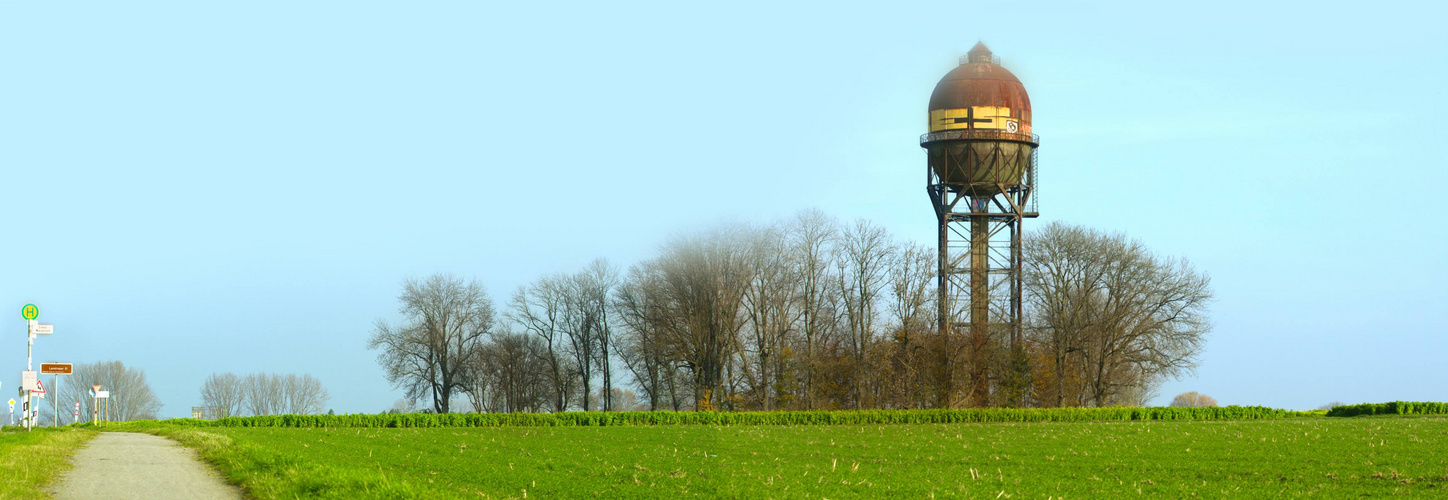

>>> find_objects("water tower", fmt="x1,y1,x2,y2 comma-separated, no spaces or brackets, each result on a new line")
921,42,1038,407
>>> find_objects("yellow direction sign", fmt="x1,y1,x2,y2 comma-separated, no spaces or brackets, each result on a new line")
21,303,38,320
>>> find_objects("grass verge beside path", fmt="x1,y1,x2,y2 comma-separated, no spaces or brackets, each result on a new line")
121,416,1448,499
0,427,97,499
121,422,440,499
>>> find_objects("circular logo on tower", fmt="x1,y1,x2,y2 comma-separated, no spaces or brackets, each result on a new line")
21,303,38,321
1005,120,1019,133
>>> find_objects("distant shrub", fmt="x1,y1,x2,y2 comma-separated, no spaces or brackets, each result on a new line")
1325,402,1448,417
1317,401,1346,411
163,406,1318,429
1170,392,1218,408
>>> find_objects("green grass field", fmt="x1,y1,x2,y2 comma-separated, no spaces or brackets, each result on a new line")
131,416,1448,499
0,427,96,499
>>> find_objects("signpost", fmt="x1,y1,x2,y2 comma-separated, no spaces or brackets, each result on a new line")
19,304,56,431
94,390,110,425
6,399,12,426
73,401,80,424
20,304,38,430
41,364,70,427
91,386,104,425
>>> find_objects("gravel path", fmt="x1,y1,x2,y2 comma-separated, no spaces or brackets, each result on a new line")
51,432,243,500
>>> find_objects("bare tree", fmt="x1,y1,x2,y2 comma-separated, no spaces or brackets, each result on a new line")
1024,222,1213,407
198,373,246,418
1170,391,1218,408
559,273,597,412
369,274,496,413
582,260,620,412
885,241,936,408
282,374,330,415
786,209,839,409
648,226,753,410
835,219,893,409
509,275,575,412
467,331,551,413
53,361,162,422
557,260,619,412
215,372,328,416
615,263,683,411
738,225,798,410
241,373,285,416
1023,223,1109,407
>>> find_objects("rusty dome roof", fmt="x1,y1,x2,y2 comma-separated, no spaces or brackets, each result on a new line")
927,42,1032,129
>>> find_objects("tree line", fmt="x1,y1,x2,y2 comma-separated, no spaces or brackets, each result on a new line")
198,372,330,417
370,210,1213,413
38,360,162,424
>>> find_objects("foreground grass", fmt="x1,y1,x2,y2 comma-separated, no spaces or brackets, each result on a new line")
0,427,96,499
122,416,1448,498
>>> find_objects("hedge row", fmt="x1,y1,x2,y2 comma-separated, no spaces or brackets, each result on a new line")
165,406,1318,429
1325,401,1448,417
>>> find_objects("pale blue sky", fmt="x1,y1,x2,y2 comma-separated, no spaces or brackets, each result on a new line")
2,1,1444,417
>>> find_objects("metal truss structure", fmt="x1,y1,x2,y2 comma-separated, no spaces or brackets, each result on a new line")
922,134,1038,406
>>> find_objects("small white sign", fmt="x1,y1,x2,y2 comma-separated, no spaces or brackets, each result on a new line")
94,390,110,398
7,399,13,408
21,371,37,391
30,324,53,335
74,402,80,408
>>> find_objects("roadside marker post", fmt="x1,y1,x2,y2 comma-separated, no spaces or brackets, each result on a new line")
21,304,36,430
6,398,12,426
19,303,47,431
42,363,71,428
94,390,110,425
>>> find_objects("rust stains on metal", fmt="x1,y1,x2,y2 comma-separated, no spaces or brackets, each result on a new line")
926,42,1033,141
923,42,1037,190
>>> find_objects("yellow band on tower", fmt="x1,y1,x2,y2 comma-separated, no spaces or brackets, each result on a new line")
929,106,1021,133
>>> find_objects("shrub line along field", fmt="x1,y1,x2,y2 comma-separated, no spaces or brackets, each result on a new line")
1327,401,1448,417
97,404,1448,499
170,405,1324,429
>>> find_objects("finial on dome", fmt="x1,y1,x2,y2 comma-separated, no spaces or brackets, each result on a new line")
966,41,993,64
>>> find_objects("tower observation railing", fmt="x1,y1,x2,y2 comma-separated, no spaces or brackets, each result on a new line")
920,131,1039,145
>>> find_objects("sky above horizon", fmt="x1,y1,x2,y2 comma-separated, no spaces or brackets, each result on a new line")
2,1,1445,417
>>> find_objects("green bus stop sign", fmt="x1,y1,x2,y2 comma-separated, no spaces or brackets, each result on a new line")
21,303,38,320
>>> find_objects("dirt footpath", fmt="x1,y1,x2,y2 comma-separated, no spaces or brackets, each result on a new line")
50,432,242,500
